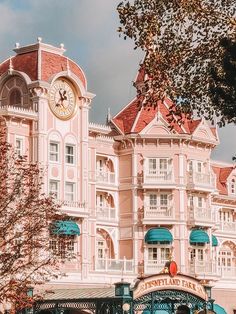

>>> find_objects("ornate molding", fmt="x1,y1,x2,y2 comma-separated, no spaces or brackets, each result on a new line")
29,86,49,98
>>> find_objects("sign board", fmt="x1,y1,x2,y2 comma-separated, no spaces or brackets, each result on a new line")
134,273,207,301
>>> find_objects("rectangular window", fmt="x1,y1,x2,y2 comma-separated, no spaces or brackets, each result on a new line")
188,160,193,172
50,236,75,259
197,162,203,173
49,142,59,162
160,248,170,262
159,159,168,172
160,194,168,208
15,138,23,157
148,247,158,260
197,197,203,208
148,158,157,174
189,195,194,207
65,144,75,164
149,194,157,209
49,180,59,199
65,182,75,201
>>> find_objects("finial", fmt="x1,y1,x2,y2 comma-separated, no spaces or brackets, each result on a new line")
37,37,42,43
106,107,111,124
15,42,20,48
9,56,13,75
60,43,64,49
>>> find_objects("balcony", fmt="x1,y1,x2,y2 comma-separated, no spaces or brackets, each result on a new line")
143,205,174,222
144,260,167,274
55,200,87,217
96,206,116,221
218,221,236,234
90,171,116,186
95,258,134,273
188,206,214,226
143,170,175,187
189,261,218,278
0,105,38,120
187,172,215,191
219,266,236,278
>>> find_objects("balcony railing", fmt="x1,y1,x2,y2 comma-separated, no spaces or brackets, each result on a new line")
187,172,215,189
218,221,236,233
144,205,174,219
144,170,174,184
188,206,214,224
96,171,115,184
189,261,218,276
144,260,168,274
95,258,134,273
0,105,37,119
189,262,236,279
96,206,116,221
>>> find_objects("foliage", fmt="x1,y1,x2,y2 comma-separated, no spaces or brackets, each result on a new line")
0,124,67,312
209,38,236,126
117,0,236,124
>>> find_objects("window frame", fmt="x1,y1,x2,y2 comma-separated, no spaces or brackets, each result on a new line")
49,141,60,162
65,144,75,165
49,180,60,199
15,136,24,157
65,181,76,202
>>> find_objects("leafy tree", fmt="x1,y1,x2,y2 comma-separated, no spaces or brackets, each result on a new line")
210,38,236,126
0,124,67,312
117,0,236,124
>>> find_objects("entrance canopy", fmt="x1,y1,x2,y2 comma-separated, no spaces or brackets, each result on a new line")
51,220,80,236
189,229,209,245
213,304,227,314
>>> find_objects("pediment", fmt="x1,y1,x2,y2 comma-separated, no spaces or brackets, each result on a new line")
192,120,217,142
140,114,172,135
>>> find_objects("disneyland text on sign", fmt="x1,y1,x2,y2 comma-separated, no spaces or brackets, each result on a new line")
134,274,207,300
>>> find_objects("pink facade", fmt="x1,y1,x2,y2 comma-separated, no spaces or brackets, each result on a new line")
0,40,235,313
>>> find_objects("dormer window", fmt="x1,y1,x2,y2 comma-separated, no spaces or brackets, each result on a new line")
9,88,22,106
231,178,236,194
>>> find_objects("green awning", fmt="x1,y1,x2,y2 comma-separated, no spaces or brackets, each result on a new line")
213,304,227,314
51,221,80,236
145,228,173,244
212,235,218,247
189,229,209,245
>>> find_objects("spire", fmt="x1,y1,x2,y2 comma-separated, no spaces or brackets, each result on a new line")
8,56,13,75
106,107,111,124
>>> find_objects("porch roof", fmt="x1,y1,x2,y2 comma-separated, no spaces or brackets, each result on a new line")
44,287,115,300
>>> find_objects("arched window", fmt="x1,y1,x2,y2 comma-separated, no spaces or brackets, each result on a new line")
9,88,21,106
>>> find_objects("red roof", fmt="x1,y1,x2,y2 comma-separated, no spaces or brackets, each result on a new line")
0,43,86,87
212,166,234,195
112,96,201,135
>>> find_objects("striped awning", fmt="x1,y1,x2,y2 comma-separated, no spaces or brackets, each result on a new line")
189,229,210,245
145,228,173,244
212,235,218,247
213,304,227,314
51,220,80,236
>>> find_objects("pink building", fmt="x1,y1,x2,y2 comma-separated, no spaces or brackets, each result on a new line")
0,40,235,313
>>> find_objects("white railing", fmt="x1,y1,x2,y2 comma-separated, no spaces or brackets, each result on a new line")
55,200,86,209
219,266,236,278
218,221,236,233
96,206,116,220
144,170,174,184
144,260,168,274
188,207,213,223
144,206,174,219
96,171,116,184
95,258,134,273
189,261,218,276
188,172,215,188
0,105,37,117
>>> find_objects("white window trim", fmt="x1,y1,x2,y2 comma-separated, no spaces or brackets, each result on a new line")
65,181,76,202
49,179,60,199
15,136,25,157
65,144,76,165
49,141,60,163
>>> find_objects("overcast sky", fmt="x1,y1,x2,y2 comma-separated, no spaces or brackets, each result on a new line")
0,0,235,162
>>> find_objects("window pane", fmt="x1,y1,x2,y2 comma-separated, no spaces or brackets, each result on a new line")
49,142,59,161
65,145,74,164
65,182,75,201
49,180,59,199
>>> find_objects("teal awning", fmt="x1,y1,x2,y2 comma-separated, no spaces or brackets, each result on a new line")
145,228,173,244
212,235,218,247
189,229,209,245
51,221,80,236
213,304,227,314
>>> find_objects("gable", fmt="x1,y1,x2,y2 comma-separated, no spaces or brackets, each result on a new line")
141,113,172,135
192,120,218,142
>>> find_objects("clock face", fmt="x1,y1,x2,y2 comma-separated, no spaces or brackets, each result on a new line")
49,79,76,120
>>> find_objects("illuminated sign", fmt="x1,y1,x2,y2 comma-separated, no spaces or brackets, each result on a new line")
134,274,207,300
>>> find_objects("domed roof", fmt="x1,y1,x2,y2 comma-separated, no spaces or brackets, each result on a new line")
0,41,87,87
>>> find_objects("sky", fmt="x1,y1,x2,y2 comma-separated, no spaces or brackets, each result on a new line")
0,0,235,162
